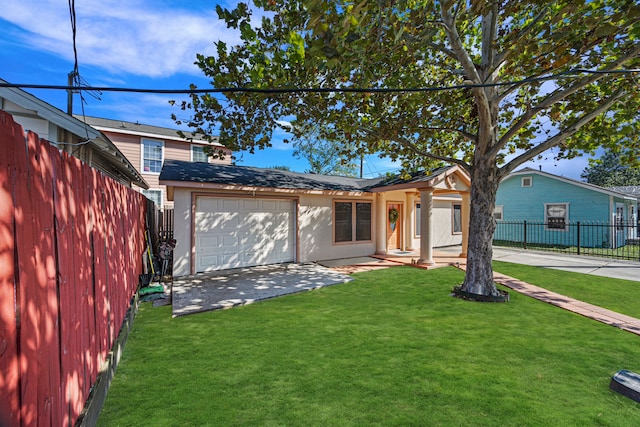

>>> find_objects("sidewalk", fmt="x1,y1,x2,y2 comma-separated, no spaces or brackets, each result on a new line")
492,247,640,282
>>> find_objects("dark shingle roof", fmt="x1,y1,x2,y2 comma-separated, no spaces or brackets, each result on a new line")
159,160,455,192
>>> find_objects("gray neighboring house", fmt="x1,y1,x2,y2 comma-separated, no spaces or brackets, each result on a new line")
0,78,147,189
160,160,472,276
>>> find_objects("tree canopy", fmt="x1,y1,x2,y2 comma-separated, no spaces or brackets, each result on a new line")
581,151,640,187
177,0,640,296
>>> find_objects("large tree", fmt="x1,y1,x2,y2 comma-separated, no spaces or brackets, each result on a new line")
177,0,640,297
581,151,640,187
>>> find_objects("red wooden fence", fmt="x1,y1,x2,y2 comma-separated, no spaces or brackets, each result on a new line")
0,111,147,426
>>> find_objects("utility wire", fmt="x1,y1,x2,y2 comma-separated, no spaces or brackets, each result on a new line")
1,69,639,95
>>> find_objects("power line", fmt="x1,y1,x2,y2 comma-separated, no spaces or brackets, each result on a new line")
1,69,638,95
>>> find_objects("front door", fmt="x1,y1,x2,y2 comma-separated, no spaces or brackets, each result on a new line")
387,203,402,251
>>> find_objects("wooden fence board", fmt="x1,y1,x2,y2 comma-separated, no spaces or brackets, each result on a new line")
0,112,21,427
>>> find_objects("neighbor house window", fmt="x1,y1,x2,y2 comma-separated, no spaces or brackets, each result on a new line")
142,189,162,207
545,203,568,230
191,145,208,162
521,176,532,187
493,205,504,221
452,203,462,234
141,138,163,173
334,201,372,243
415,202,421,236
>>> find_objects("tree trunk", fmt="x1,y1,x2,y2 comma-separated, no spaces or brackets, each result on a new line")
460,158,500,296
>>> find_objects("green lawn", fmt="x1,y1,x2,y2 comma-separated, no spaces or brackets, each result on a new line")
99,266,640,426
493,260,640,318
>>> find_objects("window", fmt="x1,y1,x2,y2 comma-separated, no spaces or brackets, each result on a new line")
142,189,162,207
141,139,163,173
521,176,532,187
545,203,568,230
334,201,372,243
452,204,462,234
493,205,504,221
415,202,421,236
191,145,208,162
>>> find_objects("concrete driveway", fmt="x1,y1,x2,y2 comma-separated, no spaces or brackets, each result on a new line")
171,263,353,317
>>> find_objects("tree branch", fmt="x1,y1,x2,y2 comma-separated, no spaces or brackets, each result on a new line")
357,126,471,172
441,4,494,154
489,42,640,160
499,87,627,177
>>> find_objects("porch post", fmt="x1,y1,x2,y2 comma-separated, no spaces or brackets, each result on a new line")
375,193,386,255
460,191,470,258
417,188,435,266
405,192,414,251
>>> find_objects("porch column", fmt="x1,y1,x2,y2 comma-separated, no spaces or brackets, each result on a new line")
417,188,435,266
405,192,414,251
375,193,387,255
460,192,470,258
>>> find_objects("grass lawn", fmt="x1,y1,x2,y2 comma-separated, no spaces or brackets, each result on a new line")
493,261,640,318
98,266,640,426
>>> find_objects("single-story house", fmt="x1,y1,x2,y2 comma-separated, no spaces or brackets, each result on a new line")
495,168,638,248
159,160,471,276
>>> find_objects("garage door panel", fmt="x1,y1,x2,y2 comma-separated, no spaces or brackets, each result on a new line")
195,197,295,272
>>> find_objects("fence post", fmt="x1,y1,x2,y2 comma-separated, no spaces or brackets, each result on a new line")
576,221,581,255
523,220,527,250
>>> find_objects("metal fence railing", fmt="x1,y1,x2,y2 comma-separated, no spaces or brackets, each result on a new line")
494,220,640,261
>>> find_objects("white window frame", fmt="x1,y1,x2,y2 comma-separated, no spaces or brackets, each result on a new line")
493,205,504,221
521,176,532,187
191,144,209,163
140,138,164,174
452,203,462,234
141,188,163,207
544,203,569,231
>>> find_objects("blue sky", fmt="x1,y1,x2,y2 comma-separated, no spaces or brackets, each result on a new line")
0,0,594,179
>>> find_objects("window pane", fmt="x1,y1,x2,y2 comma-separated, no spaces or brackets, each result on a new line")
142,189,162,206
546,204,567,229
415,203,421,236
453,204,462,233
192,145,208,162
335,202,352,242
142,139,163,173
355,203,371,241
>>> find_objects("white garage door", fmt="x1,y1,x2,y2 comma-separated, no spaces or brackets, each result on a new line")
195,197,295,272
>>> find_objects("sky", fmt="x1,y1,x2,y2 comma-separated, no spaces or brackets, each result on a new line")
0,0,595,179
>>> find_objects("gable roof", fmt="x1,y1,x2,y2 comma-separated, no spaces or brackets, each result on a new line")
0,79,148,188
506,168,636,201
159,160,463,194
76,115,223,146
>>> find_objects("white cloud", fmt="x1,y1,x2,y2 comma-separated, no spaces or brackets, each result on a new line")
1,0,244,77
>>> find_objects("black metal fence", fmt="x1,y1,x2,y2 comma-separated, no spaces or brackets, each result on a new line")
494,220,640,261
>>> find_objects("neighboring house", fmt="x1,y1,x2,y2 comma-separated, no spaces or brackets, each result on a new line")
160,160,472,276
495,168,638,248
76,116,232,209
0,78,147,189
